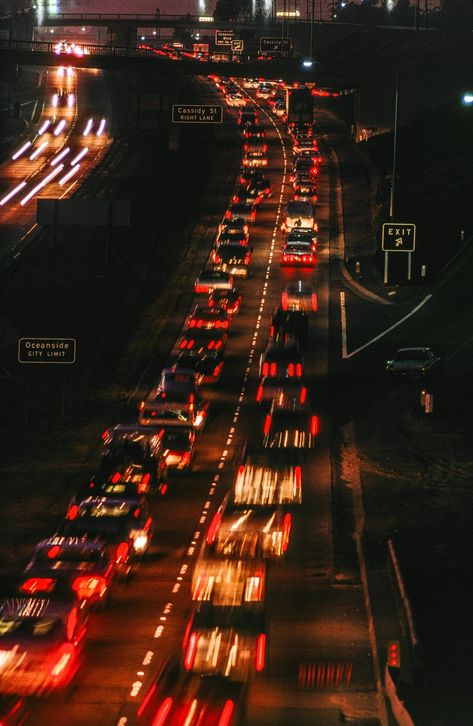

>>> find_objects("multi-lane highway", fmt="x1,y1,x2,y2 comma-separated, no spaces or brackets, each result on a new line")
0,63,399,726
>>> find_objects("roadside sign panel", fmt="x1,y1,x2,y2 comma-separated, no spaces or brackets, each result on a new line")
215,30,234,45
18,337,76,364
260,37,291,53
37,199,130,227
231,39,244,52
172,104,223,123
382,223,416,252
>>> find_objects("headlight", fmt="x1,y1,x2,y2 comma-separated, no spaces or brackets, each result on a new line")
130,532,148,552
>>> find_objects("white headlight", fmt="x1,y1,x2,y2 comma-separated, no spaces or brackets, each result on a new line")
132,533,148,552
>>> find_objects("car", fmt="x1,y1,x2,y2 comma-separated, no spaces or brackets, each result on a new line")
280,242,317,267
59,495,154,559
178,327,228,353
242,78,259,89
53,40,89,57
21,536,119,607
293,137,318,155
281,280,318,312
259,340,304,379
293,181,318,203
0,595,87,696
194,269,234,294
212,243,252,278
273,99,286,117
285,228,318,251
237,177,272,205
94,424,169,495
140,369,208,429
386,347,441,378
175,348,224,385
243,124,265,140
217,216,249,239
182,604,267,679
208,287,242,316
161,425,196,469
232,185,264,207
192,542,266,607
238,108,258,127
242,150,268,167
256,83,272,100
270,307,309,351
215,226,249,247
224,201,256,224
256,376,308,407
281,200,316,233
243,139,268,155
238,168,266,187
226,92,246,108
263,400,319,449
187,304,230,331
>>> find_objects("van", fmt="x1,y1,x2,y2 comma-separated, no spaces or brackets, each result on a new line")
281,201,315,233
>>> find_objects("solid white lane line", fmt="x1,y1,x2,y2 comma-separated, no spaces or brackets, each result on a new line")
345,294,432,359
340,291,347,359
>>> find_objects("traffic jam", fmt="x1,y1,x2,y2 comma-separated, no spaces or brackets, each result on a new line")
0,76,324,725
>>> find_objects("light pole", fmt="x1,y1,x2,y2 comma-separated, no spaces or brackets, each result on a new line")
309,0,314,58
389,71,399,222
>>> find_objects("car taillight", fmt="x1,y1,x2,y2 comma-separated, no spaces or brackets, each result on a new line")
310,415,319,436
206,511,222,544
270,362,277,376
295,465,302,489
296,363,303,377
282,513,292,553
218,699,235,726
281,291,288,310
225,210,231,219
232,195,239,203
184,633,199,671
263,414,272,436
50,643,74,679
115,541,129,563
263,144,267,152
312,293,318,310
255,633,266,671
256,384,264,402
72,575,107,600
67,504,79,520
101,429,109,440
152,696,174,726
300,386,307,404
188,319,196,328
21,577,55,594
288,363,295,377
222,320,229,329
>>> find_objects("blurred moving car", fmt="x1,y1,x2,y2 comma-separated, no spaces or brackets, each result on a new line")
175,348,224,385
259,340,304,379
270,308,309,351
281,280,318,312
256,376,308,407
187,305,230,331
386,347,441,378
0,596,87,696
208,288,242,316
242,150,268,168
194,270,234,295
161,425,196,469
263,400,319,449
280,242,316,267
212,244,252,278
280,201,316,233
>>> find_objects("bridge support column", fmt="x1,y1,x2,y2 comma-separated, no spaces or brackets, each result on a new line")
107,25,137,48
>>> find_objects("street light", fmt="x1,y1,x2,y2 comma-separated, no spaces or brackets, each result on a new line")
461,92,473,106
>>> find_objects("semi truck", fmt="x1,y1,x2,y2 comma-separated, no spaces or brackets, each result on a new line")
285,86,314,131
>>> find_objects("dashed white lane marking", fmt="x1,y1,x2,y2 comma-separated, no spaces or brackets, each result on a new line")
124,87,288,719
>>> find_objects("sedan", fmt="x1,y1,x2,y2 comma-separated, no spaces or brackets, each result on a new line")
386,347,441,378
263,402,319,449
212,243,252,278
208,287,242,316
194,269,234,294
178,327,228,353
175,349,224,384
281,280,318,312
186,304,230,331
224,202,256,224
280,243,317,267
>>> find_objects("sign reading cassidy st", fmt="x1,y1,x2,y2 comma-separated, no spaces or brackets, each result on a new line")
18,337,77,364
172,104,223,124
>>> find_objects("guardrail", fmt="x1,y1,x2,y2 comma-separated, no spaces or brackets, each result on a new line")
387,539,421,667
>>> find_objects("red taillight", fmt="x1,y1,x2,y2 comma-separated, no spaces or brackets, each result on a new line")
295,465,302,489
310,415,319,436
263,414,272,436
208,340,215,350
300,386,307,404
72,575,107,600
296,363,303,377
138,472,151,494
21,577,55,594
244,143,249,151
101,429,109,441
232,194,239,203
214,254,221,263
47,545,61,559
387,640,401,668
311,293,318,311
50,643,74,679
255,633,266,671
225,210,231,220
282,512,292,553
206,511,222,544
152,696,174,726
218,699,235,726
281,291,288,310
179,339,187,349
139,401,145,411
269,325,274,338
111,471,121,483
67,504,79,520
116,541,129,563
288,363,295,377
184,633,199,671
222,320,229,329
188,319,196,328
256,384,263,402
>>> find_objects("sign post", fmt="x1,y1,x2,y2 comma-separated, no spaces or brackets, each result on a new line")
171,105,223,124
381,222,416,284
18,337,77,418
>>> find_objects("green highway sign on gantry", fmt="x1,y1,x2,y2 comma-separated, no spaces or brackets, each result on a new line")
382,223,416,252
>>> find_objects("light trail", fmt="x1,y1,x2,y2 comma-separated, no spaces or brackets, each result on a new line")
29,140,49,160
19,164,64,206
50,147,71,166
70,147,88,166
0,181,27,206
82,118,93,136
37,119,51,135
96,118,106,136
53,119,67,136
59,163,81,186
12,141,32,160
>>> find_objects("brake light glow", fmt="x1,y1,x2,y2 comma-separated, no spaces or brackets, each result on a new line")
21,577,55,594
255,633,266,671
296,363,303,377
116,541,129,563
206,511,222,544
67,504,79,520
263,414,272,436
184,633,198,670
50,644,74,679
281,291,288,310
256,384,264,402
218,700,235,726
282,513,292,553
270,362,277,376
47,545,62,559
300,387,307,404
72,575,107,600
288,363,295,377
310,415,319,436
111,471,121,483
295,465,302,489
